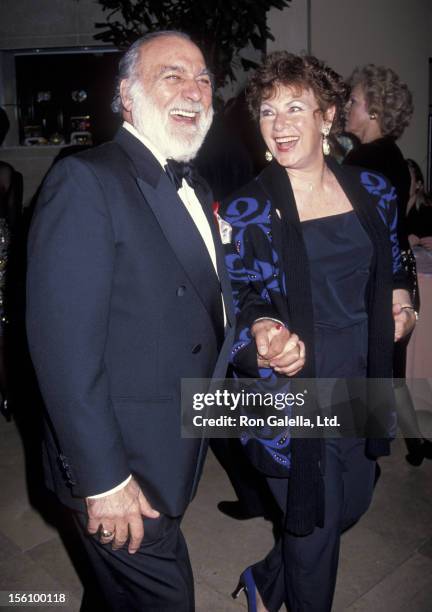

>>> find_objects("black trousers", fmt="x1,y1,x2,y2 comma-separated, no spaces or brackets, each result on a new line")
252,438,376,612
210,438,278,516
73,510,194,612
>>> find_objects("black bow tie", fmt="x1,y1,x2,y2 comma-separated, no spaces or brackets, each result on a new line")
165,159,197,191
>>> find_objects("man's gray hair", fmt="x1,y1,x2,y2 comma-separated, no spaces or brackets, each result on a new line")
111,30,192,113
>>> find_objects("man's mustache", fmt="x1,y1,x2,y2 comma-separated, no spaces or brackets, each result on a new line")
168,104,206,114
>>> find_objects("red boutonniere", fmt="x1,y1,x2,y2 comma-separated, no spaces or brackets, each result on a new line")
212,201,232,244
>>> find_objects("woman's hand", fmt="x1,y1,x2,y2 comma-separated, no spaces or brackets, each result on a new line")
418,236,432,251
392,289,417,341
252,319,306,376
392,303,417,341
408,234,420,248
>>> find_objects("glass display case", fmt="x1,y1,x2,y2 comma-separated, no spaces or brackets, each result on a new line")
15,47,121,146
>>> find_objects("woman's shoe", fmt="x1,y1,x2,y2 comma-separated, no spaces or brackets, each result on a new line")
232,567,257,612
405,439,432,466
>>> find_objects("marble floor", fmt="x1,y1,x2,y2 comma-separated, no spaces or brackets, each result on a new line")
1,412,432,612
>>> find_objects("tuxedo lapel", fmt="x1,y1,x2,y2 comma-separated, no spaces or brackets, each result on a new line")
138,175,224,336
114,129,224,338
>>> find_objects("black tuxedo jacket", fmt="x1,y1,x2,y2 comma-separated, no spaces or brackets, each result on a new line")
26,127,235,516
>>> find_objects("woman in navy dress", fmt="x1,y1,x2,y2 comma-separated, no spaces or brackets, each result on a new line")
221,52,416,612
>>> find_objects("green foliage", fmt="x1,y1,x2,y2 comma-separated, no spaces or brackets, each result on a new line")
92,0,292,90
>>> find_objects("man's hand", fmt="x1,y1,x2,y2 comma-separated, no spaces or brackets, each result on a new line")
86,476,160,554
251,319,306,376
392,303,416,341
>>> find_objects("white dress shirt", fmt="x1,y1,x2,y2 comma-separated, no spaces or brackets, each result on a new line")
124,122,221,277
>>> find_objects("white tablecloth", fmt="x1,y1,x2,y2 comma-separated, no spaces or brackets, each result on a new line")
406,247,432,379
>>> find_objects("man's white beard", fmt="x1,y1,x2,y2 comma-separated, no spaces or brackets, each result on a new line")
130,82,213,162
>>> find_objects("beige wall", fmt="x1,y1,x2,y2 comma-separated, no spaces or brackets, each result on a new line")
267,0,309,55
309,0,431,171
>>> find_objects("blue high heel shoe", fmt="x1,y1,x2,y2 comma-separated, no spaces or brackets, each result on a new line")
232,566,258,612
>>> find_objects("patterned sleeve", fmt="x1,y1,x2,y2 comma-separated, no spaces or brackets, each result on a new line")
221,196,281,378
359,171,409,290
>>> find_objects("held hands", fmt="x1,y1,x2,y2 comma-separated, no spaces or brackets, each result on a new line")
252,319,305,376
393,303,417,342
86,476,159,554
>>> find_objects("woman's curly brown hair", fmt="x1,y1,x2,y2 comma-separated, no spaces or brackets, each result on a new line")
348,64,413,140
246,52,349,135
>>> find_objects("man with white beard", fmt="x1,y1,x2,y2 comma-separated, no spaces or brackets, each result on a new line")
26,31,234,611
26,31,304,610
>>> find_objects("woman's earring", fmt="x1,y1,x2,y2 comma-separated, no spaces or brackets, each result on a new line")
322,125,331,156
265,150,273,162
369,113,377,120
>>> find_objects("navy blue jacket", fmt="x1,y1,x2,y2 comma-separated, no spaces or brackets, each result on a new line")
26,127,235,516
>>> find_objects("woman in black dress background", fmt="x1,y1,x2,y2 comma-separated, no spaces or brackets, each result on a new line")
345,65,431,466
344,64,416,305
